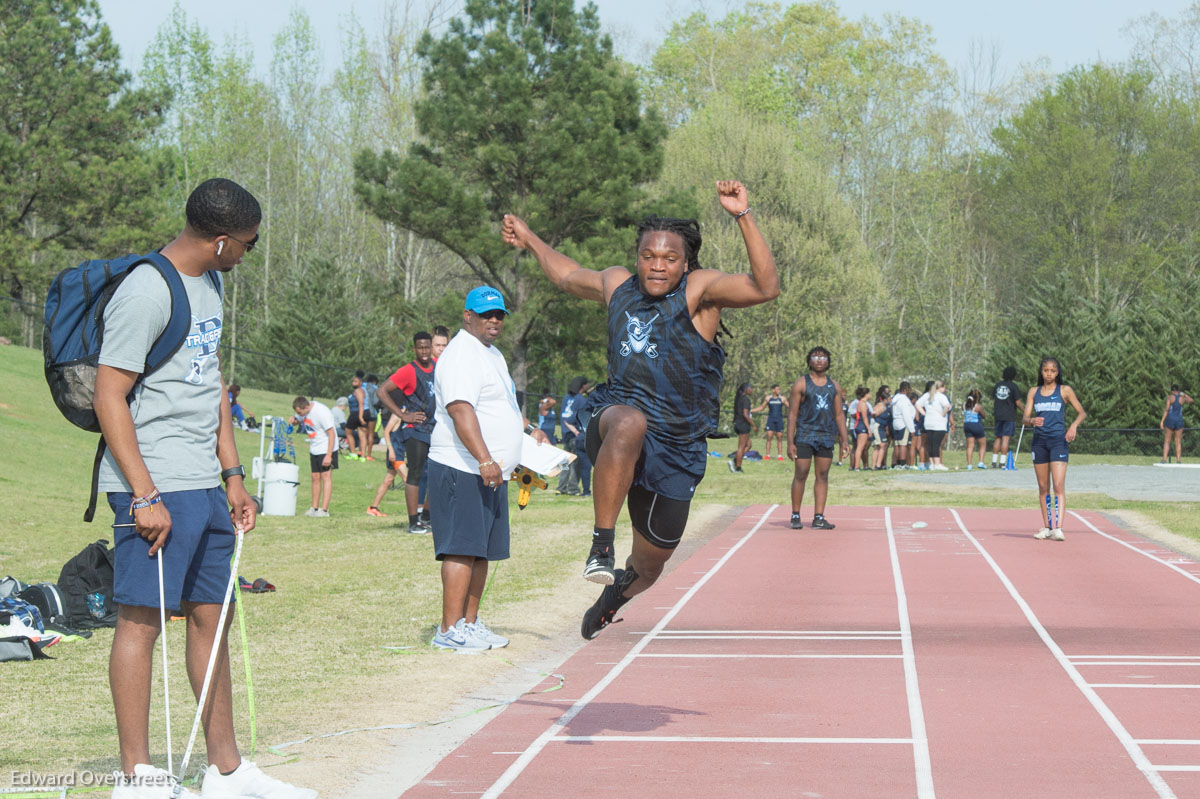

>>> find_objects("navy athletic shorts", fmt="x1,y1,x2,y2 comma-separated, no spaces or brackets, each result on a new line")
1030,435,1069,464
994,420,1016,439
108,487,236,610
964,422,986,440
766,418,785,433
427,460,510,561
586,405,706,502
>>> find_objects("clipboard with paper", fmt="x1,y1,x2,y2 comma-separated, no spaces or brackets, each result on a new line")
519,434,575,477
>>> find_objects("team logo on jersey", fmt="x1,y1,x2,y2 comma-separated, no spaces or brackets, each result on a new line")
619,311,660,359
995,385,1011,400
185,315,222,385
815,393,830,411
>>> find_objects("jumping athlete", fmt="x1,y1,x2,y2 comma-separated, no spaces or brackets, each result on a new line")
1023,357,1086,541
1161,385,1193,463
752,384,789,460
786,346,850,529
501,180,779,640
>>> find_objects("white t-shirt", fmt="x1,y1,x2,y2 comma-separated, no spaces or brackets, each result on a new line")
296,401,337,455
923,392,952,432
430,329,523,480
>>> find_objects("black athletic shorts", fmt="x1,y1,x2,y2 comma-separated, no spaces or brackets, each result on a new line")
405,438,430,486
734,420,752,435
794,441,834,460
627,484,691,550
345,414,365,430
310,451,338,472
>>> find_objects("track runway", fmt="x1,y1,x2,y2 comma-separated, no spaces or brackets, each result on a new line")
402,505,1200,798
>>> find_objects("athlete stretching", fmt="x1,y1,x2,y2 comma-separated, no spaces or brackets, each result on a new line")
501,181,779,639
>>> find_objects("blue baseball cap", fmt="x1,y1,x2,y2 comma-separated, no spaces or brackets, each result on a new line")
465,285,508,315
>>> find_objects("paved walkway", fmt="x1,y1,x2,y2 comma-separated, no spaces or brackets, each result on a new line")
894,464,1200,502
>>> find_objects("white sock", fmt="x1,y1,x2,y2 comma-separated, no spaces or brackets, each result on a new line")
991,454,998,464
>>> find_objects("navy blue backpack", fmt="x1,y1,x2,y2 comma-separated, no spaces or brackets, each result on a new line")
43,251,219,521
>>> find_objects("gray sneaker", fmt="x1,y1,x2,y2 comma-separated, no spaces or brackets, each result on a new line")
431,619,490,652
408,520,431,535
467,618,509,648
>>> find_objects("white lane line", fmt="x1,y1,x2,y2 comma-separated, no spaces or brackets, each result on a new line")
479,504,779,799
1076,662,1200,667
549,735,915,744
884,506,936,799
1070,655,1200,660
1069,511,1200,587
1137,740,1200,745
1091,684,1200,689
645,634,900,641
1153,766,1200,772
636,653,903,659
654,629,902,635
949,508,1177,799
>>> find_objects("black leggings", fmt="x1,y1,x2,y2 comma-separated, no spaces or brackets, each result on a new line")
926,430,946,458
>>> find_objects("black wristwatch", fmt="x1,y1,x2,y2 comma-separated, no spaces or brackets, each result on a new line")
220,465,246,482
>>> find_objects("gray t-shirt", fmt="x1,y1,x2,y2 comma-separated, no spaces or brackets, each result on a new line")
97,264,225,492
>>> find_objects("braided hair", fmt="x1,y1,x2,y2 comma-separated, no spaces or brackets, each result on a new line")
636,215,703,271
186,178,262,237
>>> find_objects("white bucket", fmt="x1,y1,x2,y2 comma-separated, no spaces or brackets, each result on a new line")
262,462,300,516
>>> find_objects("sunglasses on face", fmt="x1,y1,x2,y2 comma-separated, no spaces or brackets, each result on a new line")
474,310,506,321
221,232,259,252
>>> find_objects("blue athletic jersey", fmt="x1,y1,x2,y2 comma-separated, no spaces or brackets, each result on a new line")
1166,395,1185,427
794,374,838,447
1032,384,1067,438
964,408,981,425
766,396,785,426
560,392,581,440
588,272,726,445
347,386,359,415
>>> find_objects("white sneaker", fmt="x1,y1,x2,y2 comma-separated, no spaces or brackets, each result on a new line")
932,464,949,471
1051,528,1065,541
303,507,319,518
431,618,490,652
112,764,198,798
1034,528,1053,540
313,509,330,517
467,618,509,648
201,760,316,798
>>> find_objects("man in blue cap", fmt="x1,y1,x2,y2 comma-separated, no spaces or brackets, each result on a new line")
426,286,550,651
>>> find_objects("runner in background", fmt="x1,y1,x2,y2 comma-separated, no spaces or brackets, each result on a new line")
1024,356,1086,541
1161,385,1193,463
751,384,789,461
963,388,987,469
786,346,850,529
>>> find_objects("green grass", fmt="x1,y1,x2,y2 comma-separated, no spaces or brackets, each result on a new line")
0,342,1196,783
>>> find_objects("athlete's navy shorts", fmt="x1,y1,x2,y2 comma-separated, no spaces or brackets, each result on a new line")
766,418,784,433
853,422,869,437
586,405,706,502
964,422,986,440
108,487,236,610
1165,420,1184,431
1030,435,1069,464
892,426,912,446
994,420,1016,438
427,460,510,561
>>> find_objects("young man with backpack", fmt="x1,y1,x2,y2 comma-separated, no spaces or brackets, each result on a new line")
91,179,314,798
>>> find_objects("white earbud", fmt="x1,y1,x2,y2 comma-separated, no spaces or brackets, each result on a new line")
217,241,224,255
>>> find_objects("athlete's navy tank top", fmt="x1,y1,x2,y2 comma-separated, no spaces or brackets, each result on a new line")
406,361,437,441
589,272,726,444
767,396,785,426
795,374,838,445
1167,395,1185,427
348,385,359,415
1032,384,1066,438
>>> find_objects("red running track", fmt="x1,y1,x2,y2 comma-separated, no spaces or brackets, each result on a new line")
402,505,1200,798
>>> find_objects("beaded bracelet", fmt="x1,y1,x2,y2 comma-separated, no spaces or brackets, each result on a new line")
130,490,162,513
734,207,752,219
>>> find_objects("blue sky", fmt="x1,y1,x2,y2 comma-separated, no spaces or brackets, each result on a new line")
97,0,1193,78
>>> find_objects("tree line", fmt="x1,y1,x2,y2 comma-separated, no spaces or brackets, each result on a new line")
2,0,1197,426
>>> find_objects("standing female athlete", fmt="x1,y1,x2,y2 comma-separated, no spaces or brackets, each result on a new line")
1160,385,1193,464
963,389,987,469
1023,357,1086,541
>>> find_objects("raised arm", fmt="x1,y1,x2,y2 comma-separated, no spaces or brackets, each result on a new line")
501,214,627,304
695,181,780,309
